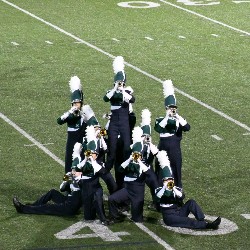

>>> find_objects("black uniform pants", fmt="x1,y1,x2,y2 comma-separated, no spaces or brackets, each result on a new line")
157,137,183,188
79,177,106,222
21,191,82,216
162,199,207,229
105,110,131,171
109,181,145,222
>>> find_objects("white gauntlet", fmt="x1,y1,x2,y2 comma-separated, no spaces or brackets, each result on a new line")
176,114,187,126
150,143,159,155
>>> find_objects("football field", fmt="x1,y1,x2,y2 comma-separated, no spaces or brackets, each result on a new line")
0,0,249,249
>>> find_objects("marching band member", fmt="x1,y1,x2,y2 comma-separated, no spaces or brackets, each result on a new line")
154,80,190,189
57,76,87,173
108,127,158,223
155,150,221,230
75,126,110,225
103,56,135,172
13,169,82,216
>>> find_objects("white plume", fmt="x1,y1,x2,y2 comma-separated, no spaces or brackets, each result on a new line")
69,76,82,92
72,142,82,160
86,125,96,142
162,80,175,98
113,56,125,73
156,150,171,169
81,105,95,120
141,109,151,127
132,126,143,144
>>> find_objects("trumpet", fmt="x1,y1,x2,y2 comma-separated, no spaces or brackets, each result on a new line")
167,180,175,190
99,128,107,137
132,152,141,162
84,149,92,158
73,108,81,117
63,173,73,182
169,107,177,117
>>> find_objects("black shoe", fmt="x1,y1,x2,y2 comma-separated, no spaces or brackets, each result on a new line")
101,220,109,226
13,197,24,213
206,217,221,229
147,202,157,211
108,216,125,225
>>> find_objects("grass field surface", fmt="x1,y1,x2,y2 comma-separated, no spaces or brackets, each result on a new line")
0,0,249,249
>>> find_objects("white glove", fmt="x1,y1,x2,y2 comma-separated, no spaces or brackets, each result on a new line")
76,157,87,169
159,116,168,128
92,160,102,173
69,106,78,114
123,91,132,103
138,159,149,172
100,136,107,150
59,181,67,191
121,155,132,169
60,111,70,120
156,186,166,198
150,143,159,155
176,114,187,126
173,186,183,198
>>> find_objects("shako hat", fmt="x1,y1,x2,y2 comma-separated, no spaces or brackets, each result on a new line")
86,126,98,153
163,80,177,108
141,109,151,136
81,105,100,127
69,76,83,104
113,56,126,84
156,150,173,180
131,126,143,153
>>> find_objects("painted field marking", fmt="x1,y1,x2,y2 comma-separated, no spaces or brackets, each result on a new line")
0,112,64,167
178,35,186,39
243,133,250,136
211,135,223,140
145,36,154,40
55,220,130,241
233,0,250,3
112,38,120,42
135,222,175,250
11,41,19,45
158,0,250,36
241,214,250,219
211,33,219,37
45,40,53,44
2,0,250,133
24,142,54,147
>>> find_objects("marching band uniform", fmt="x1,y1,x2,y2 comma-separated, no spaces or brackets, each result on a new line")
155,151,221,229
108,127,158,223
74,126,109,224
13,171,82,216
57,76,87,173
140,109,160,209
154,80,190,188
103,56,135,172
81,106,118,195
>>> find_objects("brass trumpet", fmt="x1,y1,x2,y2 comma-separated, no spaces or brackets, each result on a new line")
73,108,81,117
84,150,92,157
132,152,141,162
169,107,177,117
63,173,73,182
99,128,107,137
167,180,174,190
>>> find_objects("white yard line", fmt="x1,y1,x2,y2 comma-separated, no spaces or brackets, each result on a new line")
158,0,250,36
135,222,175,250
0,112,64,166
2,0,250,132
